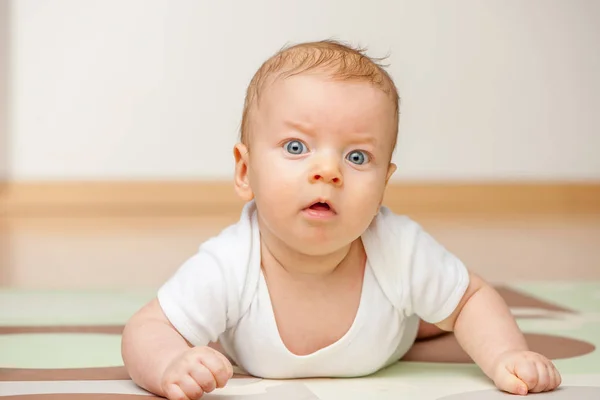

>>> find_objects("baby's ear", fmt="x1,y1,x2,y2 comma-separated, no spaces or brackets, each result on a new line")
376,162,397,213
385,162,397,185
233,143,254,202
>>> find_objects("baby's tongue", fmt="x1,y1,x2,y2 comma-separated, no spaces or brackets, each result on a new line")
310,203,330,211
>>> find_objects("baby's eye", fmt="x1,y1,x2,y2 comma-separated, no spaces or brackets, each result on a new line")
346,150,369,165
284,140,307,155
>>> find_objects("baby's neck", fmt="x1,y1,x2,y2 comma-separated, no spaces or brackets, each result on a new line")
259,229,362,281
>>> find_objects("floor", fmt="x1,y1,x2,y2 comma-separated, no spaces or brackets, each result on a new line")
0,210,599,398
1,210,599,288
1,281,599,398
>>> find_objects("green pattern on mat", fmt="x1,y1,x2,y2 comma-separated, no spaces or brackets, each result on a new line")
0,289,154,326
1,283,598,374
0,333,123,368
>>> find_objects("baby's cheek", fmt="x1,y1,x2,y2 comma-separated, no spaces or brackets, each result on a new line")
347,174,385,201
255,177,297,209
345,183,385,219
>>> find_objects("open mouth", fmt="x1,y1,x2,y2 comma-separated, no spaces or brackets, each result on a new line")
304,200,336,217
309,202,331,211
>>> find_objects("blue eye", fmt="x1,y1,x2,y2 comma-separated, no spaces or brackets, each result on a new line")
347,150,369,165
284,140,307,155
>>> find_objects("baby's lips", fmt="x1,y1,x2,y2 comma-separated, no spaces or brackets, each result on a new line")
305,197,336,213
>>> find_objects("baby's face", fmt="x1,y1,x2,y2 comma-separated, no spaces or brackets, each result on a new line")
242,72,397,255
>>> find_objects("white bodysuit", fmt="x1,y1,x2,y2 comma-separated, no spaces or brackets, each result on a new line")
157,201,469,379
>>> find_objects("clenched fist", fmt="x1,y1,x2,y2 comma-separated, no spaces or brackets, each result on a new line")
161,346,234,400
492,350,561,395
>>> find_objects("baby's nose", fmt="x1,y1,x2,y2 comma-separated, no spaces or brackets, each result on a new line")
311,173,342,185
309,161,343,187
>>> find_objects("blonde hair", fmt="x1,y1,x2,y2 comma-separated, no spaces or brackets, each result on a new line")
240,39,400,149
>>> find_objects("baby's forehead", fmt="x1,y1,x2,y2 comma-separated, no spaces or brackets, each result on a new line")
241,41,399,148
263,66,394,103
264,72,396,116
255,77,397,149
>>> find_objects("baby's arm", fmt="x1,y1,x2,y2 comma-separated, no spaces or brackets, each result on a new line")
121,298,233,399
434,272,561,395
121,298,189,395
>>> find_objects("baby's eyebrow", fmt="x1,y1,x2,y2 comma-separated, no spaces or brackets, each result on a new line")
284,119,314,134
283,119,383,148
346,133,378,148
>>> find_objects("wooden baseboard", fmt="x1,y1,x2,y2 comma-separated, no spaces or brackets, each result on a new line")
1,180,599,217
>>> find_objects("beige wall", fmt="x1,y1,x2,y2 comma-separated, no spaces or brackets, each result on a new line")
4,0,600,182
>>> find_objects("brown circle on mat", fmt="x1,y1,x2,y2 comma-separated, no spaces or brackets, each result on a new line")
437,386,600,399
402,332,596,363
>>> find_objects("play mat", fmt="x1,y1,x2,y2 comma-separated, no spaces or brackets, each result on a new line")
1,282,599,399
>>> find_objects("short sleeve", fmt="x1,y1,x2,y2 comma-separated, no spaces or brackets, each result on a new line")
407,225,470,324
157,249,230,347
362,207,470,325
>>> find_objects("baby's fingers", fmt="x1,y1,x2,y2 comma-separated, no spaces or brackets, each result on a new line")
525,361,550,392
544,362,562,392
495,368,529,396
552,364,562,389
514,360,540,393
188,363,217,394
199,351,233,389
165,383,192,400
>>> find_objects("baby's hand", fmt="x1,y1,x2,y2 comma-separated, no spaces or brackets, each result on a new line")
492,350,561,395
160,346,234,400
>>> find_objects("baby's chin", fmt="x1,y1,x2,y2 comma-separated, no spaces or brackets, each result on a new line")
283,234,357,258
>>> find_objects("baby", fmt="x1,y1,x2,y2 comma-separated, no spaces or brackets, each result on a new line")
122,40,561,399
